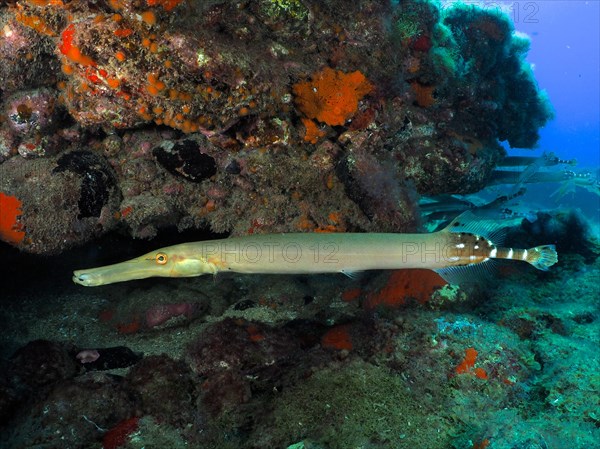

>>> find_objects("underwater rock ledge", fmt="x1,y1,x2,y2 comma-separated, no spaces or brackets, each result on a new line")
0,0,551,254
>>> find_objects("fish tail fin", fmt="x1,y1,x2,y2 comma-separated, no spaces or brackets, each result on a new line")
525,245,558,271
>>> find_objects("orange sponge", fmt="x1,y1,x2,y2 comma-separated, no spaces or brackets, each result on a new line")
0,192,26,244
364,269,446,309
293,67,372,126
146,0,184,11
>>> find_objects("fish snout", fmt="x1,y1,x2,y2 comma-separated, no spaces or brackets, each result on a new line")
73,270,103,287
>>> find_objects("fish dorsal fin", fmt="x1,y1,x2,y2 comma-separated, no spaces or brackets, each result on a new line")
443,211,509,246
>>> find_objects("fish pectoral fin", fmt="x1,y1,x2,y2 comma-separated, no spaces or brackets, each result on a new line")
434,259,497,285
340,269,363,280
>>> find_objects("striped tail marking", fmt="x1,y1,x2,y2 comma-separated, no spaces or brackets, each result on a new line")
493,245,558,271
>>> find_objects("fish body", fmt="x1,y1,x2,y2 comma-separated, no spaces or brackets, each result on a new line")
73,213,558,287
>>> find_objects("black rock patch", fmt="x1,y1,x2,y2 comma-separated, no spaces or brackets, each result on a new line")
225,159,241,174
335,155,375,220
76,346,143,371
53,150,115,219
153,140,217,183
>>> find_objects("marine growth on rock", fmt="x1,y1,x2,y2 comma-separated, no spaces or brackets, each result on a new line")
0,0,552,255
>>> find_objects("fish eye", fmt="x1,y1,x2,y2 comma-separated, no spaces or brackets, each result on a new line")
156,253,168,265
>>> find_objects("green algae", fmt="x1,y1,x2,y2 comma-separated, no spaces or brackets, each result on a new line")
394,14,422,42
122,416,189,449
260,0,309,22
262,359,450,449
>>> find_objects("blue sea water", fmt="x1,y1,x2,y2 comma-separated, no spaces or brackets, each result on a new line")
516,0,600,231
445,1,600,168
447,1,600,234
517,0,599,169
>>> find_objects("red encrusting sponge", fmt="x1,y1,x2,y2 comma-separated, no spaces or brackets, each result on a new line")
0,192,26,244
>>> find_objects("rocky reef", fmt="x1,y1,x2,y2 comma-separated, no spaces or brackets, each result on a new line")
0,0,552,254
2,3,576,447
0,211,598,449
